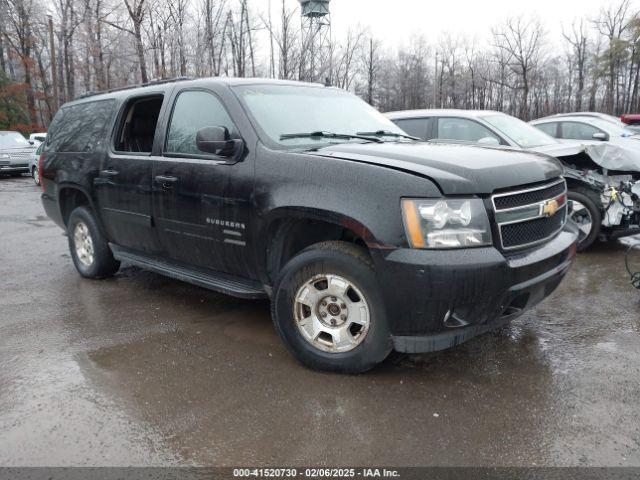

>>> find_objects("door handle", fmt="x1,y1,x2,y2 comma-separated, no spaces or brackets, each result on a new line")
101,169,119,177
155,175,178,183
155,175,179,189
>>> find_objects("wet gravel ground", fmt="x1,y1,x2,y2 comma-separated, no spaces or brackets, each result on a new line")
1,175,640,467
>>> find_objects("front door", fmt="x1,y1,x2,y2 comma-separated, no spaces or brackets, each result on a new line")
152,88,254,276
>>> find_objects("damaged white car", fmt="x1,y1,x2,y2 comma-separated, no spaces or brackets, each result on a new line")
385,109,640,250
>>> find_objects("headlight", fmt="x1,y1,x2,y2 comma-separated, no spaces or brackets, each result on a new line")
0,154,9,159
401,198,492,248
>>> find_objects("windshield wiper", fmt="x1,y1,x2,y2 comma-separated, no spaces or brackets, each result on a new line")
280,131,383,143
356,130,420,140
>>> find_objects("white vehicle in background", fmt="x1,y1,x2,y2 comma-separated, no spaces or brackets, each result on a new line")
28,132,47,146
529,114,637,145
0,131,35,177
30,142,44,185
534,112,628,130
386,109,640,250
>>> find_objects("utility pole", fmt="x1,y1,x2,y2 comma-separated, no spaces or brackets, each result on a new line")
433,52,438,108
48,14,59,111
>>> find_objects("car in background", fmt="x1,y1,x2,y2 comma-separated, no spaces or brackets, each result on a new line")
386,109,640,250
28,132,47,146
0,131,35,177
30,142,44,185
538,112,628,129
621,113,640,134
530,114,637,143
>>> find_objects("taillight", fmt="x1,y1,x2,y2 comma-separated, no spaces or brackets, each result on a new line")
38,152,44,191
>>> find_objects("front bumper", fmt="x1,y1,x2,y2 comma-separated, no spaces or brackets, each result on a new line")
0,164,29,173
372,222,579,353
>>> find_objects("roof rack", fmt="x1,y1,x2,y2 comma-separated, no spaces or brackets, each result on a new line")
77,76,192,99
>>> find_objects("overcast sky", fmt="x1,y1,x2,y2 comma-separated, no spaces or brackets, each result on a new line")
268,0,634,50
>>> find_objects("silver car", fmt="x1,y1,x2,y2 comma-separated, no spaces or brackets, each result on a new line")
30,142,44,185
0,131,35,176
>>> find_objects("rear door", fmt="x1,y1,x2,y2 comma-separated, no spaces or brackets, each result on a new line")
95,93,167,254
152,87,254,276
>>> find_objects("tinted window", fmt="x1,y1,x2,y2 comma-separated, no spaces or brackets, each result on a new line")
48,100,115,153
437,117,500,142
561,122,601,140
166,91,237,155
394,118,428,140
535,122,558,137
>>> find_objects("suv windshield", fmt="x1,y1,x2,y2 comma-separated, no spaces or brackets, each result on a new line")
0,131,30,149
234,84,406,148
482,114,556,148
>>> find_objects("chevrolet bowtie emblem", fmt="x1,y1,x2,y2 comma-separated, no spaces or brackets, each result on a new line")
542,199,559,217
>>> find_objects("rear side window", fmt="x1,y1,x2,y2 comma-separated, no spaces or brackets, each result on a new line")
394,118,429,140
114,95,163,153
47,100,115,153
535,122,559,137
165,90,237,156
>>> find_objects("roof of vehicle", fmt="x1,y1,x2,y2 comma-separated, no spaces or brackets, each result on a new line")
385,109,504,120
533,112,621,123
67,77,327,107
531,115,613,124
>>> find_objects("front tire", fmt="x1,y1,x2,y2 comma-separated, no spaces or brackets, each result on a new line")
67,206,120,279
272,241,391,373
32,166,40,186
568,187,602,251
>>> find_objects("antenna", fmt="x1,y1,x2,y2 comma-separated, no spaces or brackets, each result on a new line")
298,0,331,83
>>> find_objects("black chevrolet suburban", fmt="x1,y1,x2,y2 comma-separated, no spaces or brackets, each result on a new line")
40,78,579,373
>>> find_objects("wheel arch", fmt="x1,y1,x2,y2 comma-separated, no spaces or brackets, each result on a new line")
57,184,98,226
261,207,380,285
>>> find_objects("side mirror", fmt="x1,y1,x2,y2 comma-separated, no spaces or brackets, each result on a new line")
196,126,242,157
478,136,500,146
592,132,608,141
28,140,34,145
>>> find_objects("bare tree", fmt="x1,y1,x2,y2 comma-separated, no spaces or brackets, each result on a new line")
563,19,589,111
492,16,545,119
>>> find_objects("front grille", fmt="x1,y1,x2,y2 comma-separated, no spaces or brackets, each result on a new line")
501,205,567,248
494,180,566,210
492,178,567,250
9,151,32,162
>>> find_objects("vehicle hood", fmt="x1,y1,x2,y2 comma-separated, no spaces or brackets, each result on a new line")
308,142,562,195
532,139,640,172
529,142,595,158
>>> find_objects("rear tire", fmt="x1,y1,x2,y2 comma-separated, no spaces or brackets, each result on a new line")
271,241,391,373
568,187,602,252
67,206,120,279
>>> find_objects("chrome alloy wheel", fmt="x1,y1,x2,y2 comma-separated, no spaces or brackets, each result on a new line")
293,274,371,353
73,221,95,267
569,200,593,242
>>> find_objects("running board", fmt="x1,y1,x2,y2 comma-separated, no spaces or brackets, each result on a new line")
110,245,267,299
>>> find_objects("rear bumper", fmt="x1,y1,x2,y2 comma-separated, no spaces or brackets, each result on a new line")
41,192,65,229
372,222,579,352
